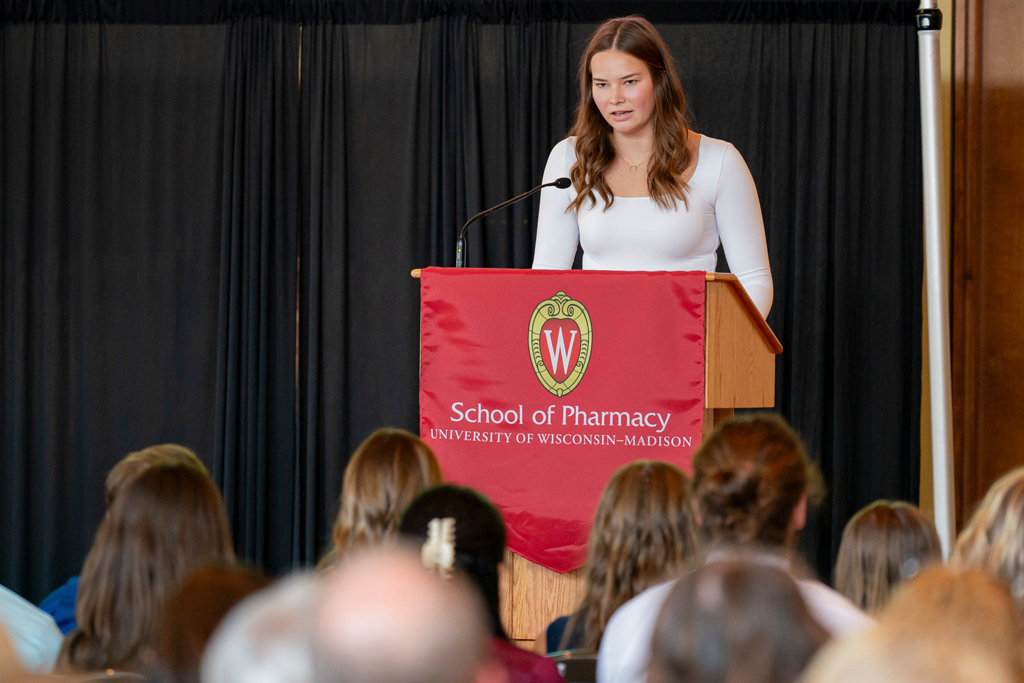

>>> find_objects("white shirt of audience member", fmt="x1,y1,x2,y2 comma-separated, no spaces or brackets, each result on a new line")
596,553,874,683
0,583,63,673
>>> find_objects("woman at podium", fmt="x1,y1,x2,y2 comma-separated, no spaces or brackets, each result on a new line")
532,16,773,319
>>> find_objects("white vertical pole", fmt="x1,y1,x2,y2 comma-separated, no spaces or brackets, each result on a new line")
917,2,956,557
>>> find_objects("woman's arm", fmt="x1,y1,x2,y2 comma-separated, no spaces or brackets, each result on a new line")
714,144,773,318
532,139,579,270
533,628,549,655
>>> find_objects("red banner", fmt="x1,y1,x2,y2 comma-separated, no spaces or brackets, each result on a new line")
419,268,705,573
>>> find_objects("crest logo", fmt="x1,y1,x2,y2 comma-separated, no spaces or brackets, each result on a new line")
529,292,592,397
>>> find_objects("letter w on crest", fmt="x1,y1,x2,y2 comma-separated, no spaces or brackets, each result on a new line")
528,291,592,397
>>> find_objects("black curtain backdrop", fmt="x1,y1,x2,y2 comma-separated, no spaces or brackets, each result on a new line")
0,24,227,601
0,19,302,599
1,0,921,599
213,18,301,579
297,18,576,564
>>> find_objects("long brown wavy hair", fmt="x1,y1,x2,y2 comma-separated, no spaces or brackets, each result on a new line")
60,463,234,673
319,428,444,569
568,16,694,213
564,460,699,652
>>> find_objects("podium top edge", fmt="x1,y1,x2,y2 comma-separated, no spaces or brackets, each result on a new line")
411,268,717,282
411,268,781,353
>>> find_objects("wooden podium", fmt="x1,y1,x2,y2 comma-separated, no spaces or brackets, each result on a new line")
413,269,782,645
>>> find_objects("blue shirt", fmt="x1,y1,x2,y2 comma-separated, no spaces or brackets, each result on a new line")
546,609,586,653
38,576,79,635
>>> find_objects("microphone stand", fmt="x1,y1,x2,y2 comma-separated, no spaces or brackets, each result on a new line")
455,177,571,268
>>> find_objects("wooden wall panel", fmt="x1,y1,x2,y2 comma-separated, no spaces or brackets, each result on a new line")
499,550,585,644
952,0,1024,526
704,279,777,409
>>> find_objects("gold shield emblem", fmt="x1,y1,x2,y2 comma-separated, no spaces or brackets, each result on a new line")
529,292,592,397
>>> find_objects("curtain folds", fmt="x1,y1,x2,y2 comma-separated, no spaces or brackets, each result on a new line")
0,0,917,25
297,19,575,566
1,0,922,596
213,19,300,573
1,24,228,600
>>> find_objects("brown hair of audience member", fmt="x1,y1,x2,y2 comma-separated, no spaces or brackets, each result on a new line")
834,500,941,613
59,464,235,674
319,428,443,568
568,16,694,213
952,466,1024,603
104,443,208,508
154,565,272,683
803,566,1024,683
563,460,698,651
649,560,828,683
691,413,823,549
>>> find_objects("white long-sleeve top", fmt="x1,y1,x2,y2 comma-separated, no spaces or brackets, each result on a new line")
532,135,773,318
596,572,873,683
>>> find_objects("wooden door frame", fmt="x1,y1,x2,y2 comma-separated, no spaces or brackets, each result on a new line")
951,0,981,529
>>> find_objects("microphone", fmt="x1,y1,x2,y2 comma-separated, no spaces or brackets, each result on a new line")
455,177,572,268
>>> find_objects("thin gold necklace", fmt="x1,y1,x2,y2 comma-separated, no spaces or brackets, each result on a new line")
618,150,650,172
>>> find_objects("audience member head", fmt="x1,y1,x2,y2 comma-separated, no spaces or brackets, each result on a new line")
399,485,508,639
691,413,823,550
834,500,941,613
201,574,317,683
311,548,495,683
571,460,698,651
320,428,443,568
803,566,1024,683
803,630,1014,683
60,463,234,673
649,559,828,683
952,466,1024,602
881,566,1023,673
105,444,208,508
154,565,273,683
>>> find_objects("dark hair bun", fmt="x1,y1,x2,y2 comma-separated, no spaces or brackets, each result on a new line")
691,414,821,548
698,466,763,543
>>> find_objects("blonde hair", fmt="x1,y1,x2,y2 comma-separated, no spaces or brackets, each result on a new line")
803,627,1016,683
952,466,1024,602
834,501,941,613
567,460,698,652
104,444,208,508
804,566,1024,683
884,566,1022,654
319,428,443,568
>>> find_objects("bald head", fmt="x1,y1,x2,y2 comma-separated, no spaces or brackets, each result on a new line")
313,548,490,683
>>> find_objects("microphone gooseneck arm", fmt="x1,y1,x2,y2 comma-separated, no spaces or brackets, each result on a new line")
455,177,571,268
